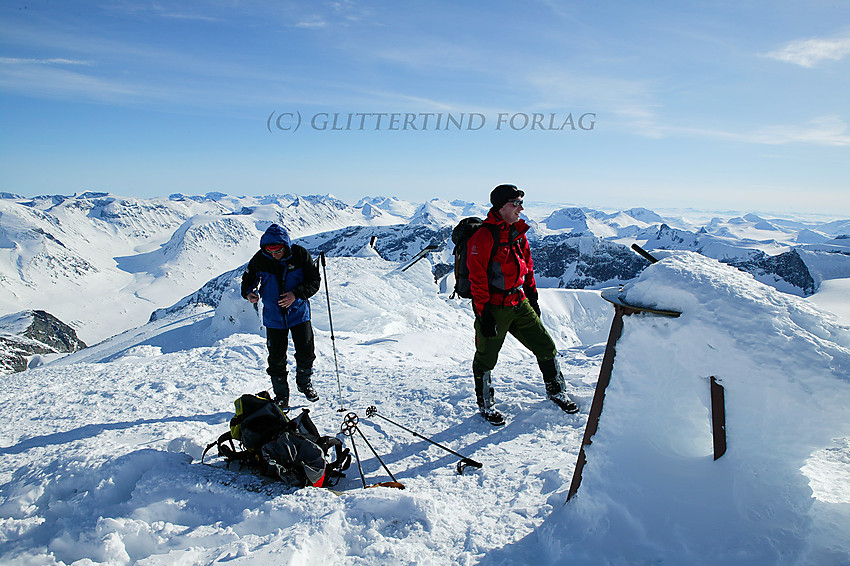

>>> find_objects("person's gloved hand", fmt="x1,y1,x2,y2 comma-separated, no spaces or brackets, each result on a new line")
478,304,498,337
526,290,540,316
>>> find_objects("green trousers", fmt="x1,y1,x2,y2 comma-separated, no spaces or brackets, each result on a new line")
472,299,557,376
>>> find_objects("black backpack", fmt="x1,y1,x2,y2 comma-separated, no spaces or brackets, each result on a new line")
203,391,351,488
450,217,498,299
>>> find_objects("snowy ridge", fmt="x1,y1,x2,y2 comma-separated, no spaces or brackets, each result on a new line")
1,253,848,564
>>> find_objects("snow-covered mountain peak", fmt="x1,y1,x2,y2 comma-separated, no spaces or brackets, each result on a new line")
408,198,467,227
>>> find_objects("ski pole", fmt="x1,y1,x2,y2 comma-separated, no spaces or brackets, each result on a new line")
631,243,659,264
354,424,402,486
320,252,345,412
365,406,482,474
401,244,439,272
341,412,367,488
342,412,405,489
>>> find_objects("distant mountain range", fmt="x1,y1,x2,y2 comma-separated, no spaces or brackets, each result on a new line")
1,191,848,373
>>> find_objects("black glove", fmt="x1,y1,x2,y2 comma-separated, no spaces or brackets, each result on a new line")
526,289,540,316
478,304,498,338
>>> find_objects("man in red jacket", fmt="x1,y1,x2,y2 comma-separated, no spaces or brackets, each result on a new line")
467,184,579,425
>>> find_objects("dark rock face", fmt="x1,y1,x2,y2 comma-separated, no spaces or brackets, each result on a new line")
24,310,87,352
722,249,816,296
0,311,86,374
531,236,649,288
0,335,53,374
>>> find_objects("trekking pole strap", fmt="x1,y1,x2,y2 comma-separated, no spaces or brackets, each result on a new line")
202,431,237,465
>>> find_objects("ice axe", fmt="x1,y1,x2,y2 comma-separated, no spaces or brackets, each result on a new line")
365,406,483,475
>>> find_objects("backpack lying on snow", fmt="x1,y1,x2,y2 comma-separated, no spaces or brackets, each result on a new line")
202,392,351,488
450,217,498,299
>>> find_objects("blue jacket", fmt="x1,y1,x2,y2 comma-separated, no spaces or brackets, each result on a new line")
241,224,321,329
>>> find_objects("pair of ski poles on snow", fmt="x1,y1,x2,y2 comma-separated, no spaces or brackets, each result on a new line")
340,406,483,489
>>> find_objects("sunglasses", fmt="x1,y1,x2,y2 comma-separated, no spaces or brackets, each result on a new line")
264,244,287,252
507,199,523,207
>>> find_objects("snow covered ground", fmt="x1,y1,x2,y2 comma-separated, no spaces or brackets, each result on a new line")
808,278,850,325
2,254,849,564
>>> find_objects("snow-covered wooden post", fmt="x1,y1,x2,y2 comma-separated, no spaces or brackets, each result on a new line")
567,287,681,502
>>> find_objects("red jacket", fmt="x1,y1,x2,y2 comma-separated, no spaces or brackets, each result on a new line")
467,209,538,316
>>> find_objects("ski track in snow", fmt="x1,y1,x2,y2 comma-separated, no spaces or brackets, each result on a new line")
0,258,606,565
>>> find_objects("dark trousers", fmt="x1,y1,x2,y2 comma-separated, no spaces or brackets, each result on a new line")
266,321,316,397
472,299,557,375
472,299,562,407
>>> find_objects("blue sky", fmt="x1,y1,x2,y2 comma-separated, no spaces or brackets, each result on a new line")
1,1,848,215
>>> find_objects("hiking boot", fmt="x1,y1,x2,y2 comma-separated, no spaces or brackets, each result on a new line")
270,374,289,407
298,383,319,402
480,407,505,426
549,392,579,414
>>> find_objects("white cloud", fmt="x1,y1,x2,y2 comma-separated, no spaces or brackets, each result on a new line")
659,115,850,147
0,57,91,66
294,17,328,29
749,115,850,146
765,35,850,68
0,62,144,102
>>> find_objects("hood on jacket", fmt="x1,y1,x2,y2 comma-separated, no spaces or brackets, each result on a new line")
259,224,291,249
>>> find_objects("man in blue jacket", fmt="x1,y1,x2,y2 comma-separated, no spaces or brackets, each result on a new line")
242,224,321,407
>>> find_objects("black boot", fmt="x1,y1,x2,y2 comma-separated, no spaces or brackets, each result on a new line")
296,366,319,402
475,370,505,426
539,358,579,414
270,374,290,408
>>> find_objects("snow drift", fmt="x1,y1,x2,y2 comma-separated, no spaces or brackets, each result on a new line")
506,252,850,565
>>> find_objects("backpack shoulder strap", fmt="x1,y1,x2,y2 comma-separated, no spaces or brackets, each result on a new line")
202,430,249,465
483,222,502,258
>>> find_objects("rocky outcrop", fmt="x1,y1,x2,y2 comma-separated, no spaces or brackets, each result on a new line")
0,310,86,374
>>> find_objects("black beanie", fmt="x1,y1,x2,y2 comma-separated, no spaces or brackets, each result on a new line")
490,184,524,210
